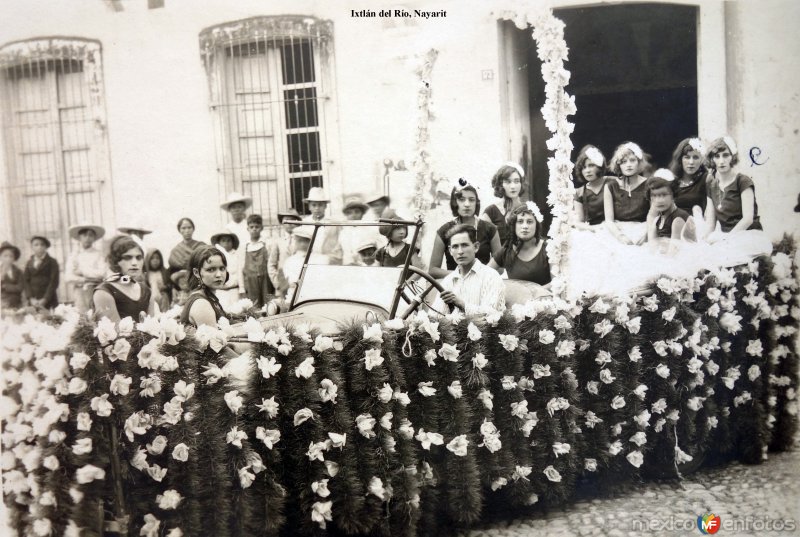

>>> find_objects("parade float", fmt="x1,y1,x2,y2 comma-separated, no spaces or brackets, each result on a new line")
2,6,799,537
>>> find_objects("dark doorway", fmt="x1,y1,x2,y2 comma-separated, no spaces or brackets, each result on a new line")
525,3,698,204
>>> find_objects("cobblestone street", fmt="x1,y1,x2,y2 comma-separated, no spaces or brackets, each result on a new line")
460,447,800,537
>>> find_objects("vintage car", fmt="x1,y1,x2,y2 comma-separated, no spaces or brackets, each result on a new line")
228,218,549,348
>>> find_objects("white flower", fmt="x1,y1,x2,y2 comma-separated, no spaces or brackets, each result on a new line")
538,329,555,344
140,514,160,537
546,397,570,416
311,501,333,529
655,363,671,379
33,519,52,537
472,353,488,369
363,348,384,371
629,432,647,447
418,381,436,397
589,298,611,314
651,398,668,414
393,390,411,406
123,411,152,442
256,355,282,379
555,340,576,357
91,394,114,417
746,340,763,357
397,419,415,440
201,363,229,385
586,381,599,395
626,317,642,334
501,376,517,390
594,319,614,338
467,322,482,341
70,352,91,371
585,411,603,429
662,306,677,322
226,426,247,448
477,389,494,410
239,467,256,489
72,438,93,455
94,317,117,345
356,414,377,439
720,312,743,334
43,455,60,471
255,396,279,418
511,399,529,419
608,440,623,456
318,378,338,404
554,315,571,330
255,427,281,449
377,383,393,403
223,390,243,414
552,442,571,457
146,435,168,455
706,360,720,376
447,381,462,399
667,409,680,422
734,391,752,407
611,396,626,410
707,416,719,429
626,450,644,468
294,408,314,426
543,465,562,482
654,418,667,432
512,465,532,481
499,334,520,351
312,479,331,498
106,337,131,362
491,477,508,491
521,412,539,437
327,432,347,449
139,374,162,398
438,343,459,362
137,339,165,370
423,349,437,367
171,443,189,462
295,356,315,379
415,429,444,450
675,446,693,464
379,412,393,431
532,363,552,378
156,490,183,510
595,350,612,365
652,341,669,357
584,458,598,472
107,374,132,397
68,377,88,395
634,410,651,429
76,412,93,432
76,464,106,484
312,335,334,353
363,323,383,343
171,380,194,402
626,346,642,363
599,368,616,385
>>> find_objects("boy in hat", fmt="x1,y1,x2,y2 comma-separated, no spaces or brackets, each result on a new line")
65,223,108,313
355,239,380,267
303,187,343,265
221,192,253,251
1,241,24,310
170,269,191,307
117,224,152,251
210,229,242,309
280,225,329,301
268,208,302,298
23,235,59,309
242,214,274,309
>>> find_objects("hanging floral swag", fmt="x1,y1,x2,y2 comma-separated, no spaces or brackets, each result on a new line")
2,240,797,537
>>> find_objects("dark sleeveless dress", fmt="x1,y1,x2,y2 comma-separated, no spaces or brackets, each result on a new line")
376,242,411,267
437,219,497,270
180,289,226,327
493,240,551,285
655,207,690,238
483,204,512,244
674,173,707,213
94,282,151,320
706,173,762,232
606,177,649,222
575,178,608,225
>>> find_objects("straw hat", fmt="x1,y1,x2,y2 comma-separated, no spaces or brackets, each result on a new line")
342,193,369,213
68,222,106,241
356,239,378,253
365,190,390,206
0,241,21,260
170,269,189,286
210,230,240,250
117,225,152,236
292,225,314,240
303,187,329,203
277,208,302,223
220,192,253,211
30,235,51,248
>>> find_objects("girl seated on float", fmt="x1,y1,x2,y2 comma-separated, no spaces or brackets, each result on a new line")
94,236,156,323
429,179,501,279
481,162,526,244
376,221,425,268
669,137,707,213
488,201,551,286
604,142,650,245
572,145,611,228
181,245,228,329
645,169,691,243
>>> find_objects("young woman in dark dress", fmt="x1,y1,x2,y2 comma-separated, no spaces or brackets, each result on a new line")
429,180,501,279
1,241,24,310
481,163,526,244
93,236,155,322
488,202,551,286
603,142,650,245
645,169,690,242
572,145,612,227
181,245,228,329
668,137,707,213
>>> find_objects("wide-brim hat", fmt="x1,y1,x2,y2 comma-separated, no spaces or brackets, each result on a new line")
118,225,152,236
303,187,330,203
356,239,378,253
277,208,302,223
0,241,21,260
210,230,240,250
170,269,189,285
68,222,105,241
365,191,390,206
292,225,314,240
30,235,51,248
220,192,253,211
342,194,369,213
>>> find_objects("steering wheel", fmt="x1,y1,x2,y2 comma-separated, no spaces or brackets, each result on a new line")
398,266,446,319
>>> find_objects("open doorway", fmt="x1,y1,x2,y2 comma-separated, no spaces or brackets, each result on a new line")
510,3,699,224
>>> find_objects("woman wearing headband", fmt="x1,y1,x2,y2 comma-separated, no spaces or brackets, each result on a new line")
604,141,650,245
572,145,611,227
428,179,502,279
488,201,550,285
481,162,526,244
93,236,156,322
668,137,707,213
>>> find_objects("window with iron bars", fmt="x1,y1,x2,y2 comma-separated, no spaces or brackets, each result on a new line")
0,38,113,302
200,16,336,233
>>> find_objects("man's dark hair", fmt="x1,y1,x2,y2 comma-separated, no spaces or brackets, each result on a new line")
445,224,477,246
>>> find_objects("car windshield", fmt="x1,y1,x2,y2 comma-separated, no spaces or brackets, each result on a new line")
294,264,404,312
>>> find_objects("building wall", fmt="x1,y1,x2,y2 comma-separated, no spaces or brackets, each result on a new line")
0,0,797,266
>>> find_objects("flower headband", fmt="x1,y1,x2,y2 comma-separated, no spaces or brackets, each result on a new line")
652,168,675,182
722,136,738,156
688,137,705,155
622,142,643,160
453,177,478,192
504,161,525,178
524,201,544,223
585,147,605,168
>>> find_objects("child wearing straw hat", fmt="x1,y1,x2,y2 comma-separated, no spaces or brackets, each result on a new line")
302,187,343,265
65,222,108,313
267,208,302,298
1,241,24,310
221,192,253,251
210,229,242,309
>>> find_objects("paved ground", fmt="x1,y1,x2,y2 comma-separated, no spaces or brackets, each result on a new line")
459,447,800,537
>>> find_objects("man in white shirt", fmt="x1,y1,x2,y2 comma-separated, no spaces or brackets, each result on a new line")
302,187,343,265
432,224,505,315
65,223,108,313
